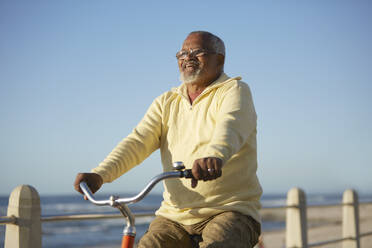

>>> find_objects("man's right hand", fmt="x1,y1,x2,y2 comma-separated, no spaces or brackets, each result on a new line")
74,173,103,200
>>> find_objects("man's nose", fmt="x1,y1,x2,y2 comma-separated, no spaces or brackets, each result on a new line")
184,53,197,61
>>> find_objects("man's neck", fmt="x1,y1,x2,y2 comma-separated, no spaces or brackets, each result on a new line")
185,72,223,104
187,82,208,94
186,81,210,104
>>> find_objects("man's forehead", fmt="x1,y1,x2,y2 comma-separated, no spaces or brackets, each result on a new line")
182,34,212,50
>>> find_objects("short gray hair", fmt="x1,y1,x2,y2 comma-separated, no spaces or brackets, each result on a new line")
188,31,225,56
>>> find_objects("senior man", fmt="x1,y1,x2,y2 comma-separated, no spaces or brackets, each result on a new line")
74,31,262,248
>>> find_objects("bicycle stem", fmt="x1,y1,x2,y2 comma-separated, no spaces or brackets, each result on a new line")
120,206,136,236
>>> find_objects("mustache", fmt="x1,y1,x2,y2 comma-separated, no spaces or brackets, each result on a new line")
182,60,200,69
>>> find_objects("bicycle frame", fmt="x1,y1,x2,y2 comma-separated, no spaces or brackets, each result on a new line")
79,162,193,248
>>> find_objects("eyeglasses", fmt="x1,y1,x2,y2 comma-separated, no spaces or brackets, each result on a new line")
175,48,215,60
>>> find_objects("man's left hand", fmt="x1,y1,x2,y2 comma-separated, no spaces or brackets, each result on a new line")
191,157,223,188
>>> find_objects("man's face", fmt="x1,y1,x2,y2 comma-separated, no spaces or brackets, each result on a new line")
178,34,224,85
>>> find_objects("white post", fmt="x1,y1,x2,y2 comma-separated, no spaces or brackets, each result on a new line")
5,185,42,248
286,187,308,248
342,189,360,248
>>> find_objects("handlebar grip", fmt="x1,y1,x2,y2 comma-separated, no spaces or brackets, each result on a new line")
80,182,93,197
182,169,194,179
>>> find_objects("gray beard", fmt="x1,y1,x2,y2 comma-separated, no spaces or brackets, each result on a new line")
179,69,202,84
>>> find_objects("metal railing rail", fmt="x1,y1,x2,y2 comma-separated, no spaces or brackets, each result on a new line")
3,201,371,225
307,237,349,247
41,211,156,222
260,201,372,210
0,216,17,225
360,231,372,238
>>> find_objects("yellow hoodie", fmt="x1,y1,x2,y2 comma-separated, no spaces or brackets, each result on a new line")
92,73,262,225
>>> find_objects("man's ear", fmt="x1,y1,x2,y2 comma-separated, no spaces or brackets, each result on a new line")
217,54,225,71
217,54,225,66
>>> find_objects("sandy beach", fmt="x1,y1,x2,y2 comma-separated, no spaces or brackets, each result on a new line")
261,203,372,248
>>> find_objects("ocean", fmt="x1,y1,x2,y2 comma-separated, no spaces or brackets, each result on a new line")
1,192,371,247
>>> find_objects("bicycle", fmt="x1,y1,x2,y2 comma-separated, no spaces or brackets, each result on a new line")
79,161,193,248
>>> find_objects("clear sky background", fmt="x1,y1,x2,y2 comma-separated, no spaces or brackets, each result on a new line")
1,1,371,196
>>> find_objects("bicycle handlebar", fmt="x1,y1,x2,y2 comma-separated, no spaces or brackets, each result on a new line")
79,162,193,239
80,166,193,206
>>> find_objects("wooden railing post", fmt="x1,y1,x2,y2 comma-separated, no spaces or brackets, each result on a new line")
5,185,42,248
286,187,308,248
342,189,360,248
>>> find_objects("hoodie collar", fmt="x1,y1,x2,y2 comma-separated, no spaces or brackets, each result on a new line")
172,73,242,100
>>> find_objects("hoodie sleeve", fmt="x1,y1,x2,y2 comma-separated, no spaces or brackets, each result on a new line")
203,81,257,164
91,96,163,183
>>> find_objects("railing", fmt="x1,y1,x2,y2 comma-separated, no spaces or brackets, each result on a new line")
1,185,371,248
285,188,372,248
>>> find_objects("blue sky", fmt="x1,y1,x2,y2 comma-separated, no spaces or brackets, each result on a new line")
1,1,371,196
